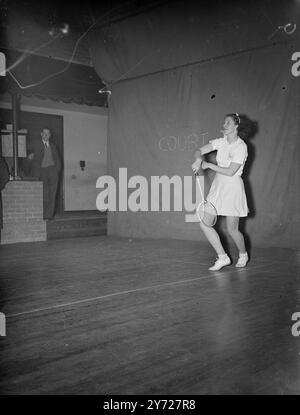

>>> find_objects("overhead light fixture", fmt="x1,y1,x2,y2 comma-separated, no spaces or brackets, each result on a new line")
60,23,70,35
282,22,297,34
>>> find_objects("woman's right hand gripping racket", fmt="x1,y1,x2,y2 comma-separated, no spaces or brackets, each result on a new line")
192,150,217,227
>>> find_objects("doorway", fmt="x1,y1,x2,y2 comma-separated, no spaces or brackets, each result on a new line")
0,108,64,215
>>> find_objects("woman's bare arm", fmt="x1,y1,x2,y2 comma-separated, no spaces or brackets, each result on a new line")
194,143,214,159
202,161,241,177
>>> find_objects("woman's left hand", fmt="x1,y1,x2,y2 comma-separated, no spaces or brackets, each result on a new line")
201,161,209,170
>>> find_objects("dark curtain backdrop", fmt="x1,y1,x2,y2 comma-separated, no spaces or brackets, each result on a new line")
90,0,300,248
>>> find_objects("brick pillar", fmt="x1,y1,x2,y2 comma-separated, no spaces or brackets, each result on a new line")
1,180,46,244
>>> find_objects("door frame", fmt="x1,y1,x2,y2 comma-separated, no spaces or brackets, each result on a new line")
0,107,65,215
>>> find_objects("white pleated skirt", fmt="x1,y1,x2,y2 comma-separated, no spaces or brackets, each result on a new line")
206,173,248,217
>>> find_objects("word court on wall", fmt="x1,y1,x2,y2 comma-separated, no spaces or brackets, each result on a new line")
158,132,208,152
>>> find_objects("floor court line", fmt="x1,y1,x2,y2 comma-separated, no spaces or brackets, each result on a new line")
6,262,277,319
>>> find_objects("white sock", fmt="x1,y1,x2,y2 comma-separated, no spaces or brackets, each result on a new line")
218,254,228,260
239,252,248,257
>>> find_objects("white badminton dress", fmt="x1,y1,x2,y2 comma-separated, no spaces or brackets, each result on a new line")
206,136,248,217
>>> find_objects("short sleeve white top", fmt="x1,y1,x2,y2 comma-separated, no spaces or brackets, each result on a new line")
209,136,248,176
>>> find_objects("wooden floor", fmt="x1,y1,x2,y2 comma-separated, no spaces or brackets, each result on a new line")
0,236,299,395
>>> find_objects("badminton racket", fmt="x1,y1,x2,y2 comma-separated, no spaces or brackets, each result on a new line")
193,151,217,227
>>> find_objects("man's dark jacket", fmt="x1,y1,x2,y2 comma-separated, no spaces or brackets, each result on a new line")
30,141,61,179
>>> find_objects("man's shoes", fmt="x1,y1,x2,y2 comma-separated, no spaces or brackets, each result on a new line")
235,253,249,268
209,255,231,271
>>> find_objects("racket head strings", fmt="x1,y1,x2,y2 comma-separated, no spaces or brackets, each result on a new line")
196,200,217,227
194,159,217,227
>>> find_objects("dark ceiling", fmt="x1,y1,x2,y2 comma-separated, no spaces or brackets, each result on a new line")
1,0,298,106
0,0,171,65
0,0,171,105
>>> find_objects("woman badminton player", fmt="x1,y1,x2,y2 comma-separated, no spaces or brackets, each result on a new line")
192,113,249,271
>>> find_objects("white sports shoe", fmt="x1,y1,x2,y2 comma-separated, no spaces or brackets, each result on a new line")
209,255,231,271
235,253,249,268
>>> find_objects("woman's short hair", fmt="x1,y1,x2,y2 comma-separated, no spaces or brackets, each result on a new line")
226,113,240,126
226,113,257,140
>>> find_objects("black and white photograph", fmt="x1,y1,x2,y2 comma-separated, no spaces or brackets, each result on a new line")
0,0,299,398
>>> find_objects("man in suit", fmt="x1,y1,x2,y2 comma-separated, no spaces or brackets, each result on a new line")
0,156,9,234
29,128,61,220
